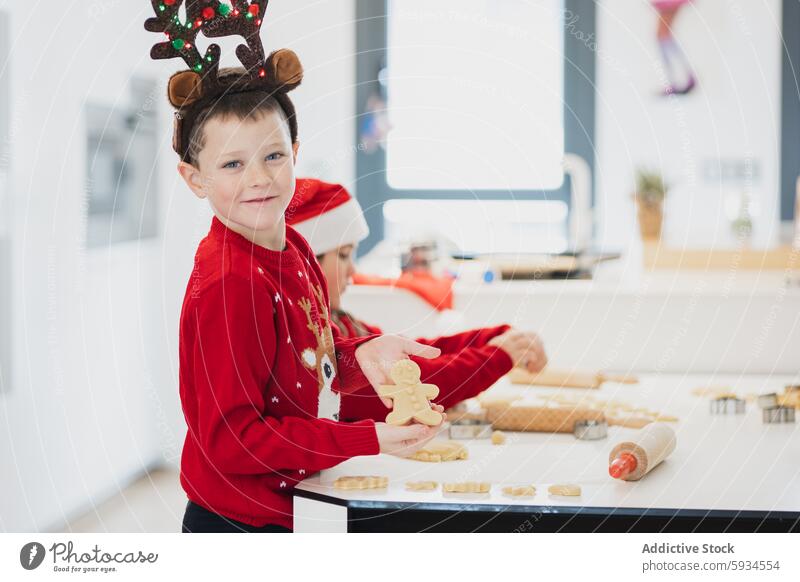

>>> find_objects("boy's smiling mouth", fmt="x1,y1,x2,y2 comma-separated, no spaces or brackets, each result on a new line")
243,195,279,204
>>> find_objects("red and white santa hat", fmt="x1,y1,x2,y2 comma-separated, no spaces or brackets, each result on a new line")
287,178,370,255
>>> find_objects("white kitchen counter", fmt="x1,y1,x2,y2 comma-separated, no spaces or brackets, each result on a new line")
343,267,800,374
294,373,800,532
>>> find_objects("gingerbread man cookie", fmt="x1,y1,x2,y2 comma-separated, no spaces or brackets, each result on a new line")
378,359,442,426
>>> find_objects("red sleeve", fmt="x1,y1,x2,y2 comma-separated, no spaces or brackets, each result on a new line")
191,276,379,475
359,320,383,335
410,344,513,409
331,324,379,394
415,324,510,353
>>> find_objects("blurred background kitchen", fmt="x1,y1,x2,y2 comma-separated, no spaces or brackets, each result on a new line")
0,0,798,532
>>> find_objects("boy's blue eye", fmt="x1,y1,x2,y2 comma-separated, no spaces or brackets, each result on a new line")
222,160,241,169
266,152,283,161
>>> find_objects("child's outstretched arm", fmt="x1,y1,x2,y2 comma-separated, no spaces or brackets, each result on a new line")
339,327,547,422
410,343,515,410
411,326,547,408
414,324,512,354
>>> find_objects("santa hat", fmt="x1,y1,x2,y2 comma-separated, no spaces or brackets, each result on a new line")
288,179,370,255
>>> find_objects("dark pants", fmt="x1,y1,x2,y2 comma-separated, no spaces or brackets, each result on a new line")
181,501,291,533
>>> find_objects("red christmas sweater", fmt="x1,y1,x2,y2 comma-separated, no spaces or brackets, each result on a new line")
179,217,380,530
333,310,514,422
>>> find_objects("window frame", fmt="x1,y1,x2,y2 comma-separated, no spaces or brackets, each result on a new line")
354,0,597,255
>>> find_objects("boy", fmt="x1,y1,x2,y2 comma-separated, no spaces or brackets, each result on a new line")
288,178,548,422
145,5,445,533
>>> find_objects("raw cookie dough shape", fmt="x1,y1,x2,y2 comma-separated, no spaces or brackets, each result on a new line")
502,485,536,497
548,484,582,496
409,440,468,462
491,431,507,445
443,482,491,494
378,359,443,426
333,476,388,490
405,481,438,491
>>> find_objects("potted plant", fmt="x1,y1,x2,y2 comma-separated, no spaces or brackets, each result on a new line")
633,168,667,240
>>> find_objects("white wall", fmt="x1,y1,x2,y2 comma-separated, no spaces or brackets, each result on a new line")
0,0,357,532
595,0,783,253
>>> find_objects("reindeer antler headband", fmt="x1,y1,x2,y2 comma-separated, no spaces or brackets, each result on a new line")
144,0,303,162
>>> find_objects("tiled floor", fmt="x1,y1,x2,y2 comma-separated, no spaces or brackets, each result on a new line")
60,467,187,533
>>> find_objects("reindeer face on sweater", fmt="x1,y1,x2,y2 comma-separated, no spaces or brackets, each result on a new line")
297,285,340,420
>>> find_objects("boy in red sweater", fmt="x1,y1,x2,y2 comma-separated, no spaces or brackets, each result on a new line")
146,7,445,533
288,178,548,422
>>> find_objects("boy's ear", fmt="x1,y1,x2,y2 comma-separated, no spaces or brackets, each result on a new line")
177,162,207,200
292,141,300,164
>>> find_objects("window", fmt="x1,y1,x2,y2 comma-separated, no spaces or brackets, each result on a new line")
355,0,595,255
385,0,565,191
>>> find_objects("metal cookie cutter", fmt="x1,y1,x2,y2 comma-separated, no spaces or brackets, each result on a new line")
762,406,796,424
757,393,779,409
573,419,608,440
709,396,746,415
449,418,493,440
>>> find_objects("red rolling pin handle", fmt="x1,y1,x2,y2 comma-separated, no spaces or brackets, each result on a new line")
609,451,638,479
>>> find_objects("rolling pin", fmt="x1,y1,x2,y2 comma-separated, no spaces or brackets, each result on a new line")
509,367,639,389
485,403,605,433
608,422,676,481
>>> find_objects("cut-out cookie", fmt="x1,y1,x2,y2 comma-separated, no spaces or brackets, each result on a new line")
409,440,468,462
378,360,442,426
333,476,388,490
502,485,536,497
548,484,581,496
443,482,491,493
405,481,438,491
491,430,507,445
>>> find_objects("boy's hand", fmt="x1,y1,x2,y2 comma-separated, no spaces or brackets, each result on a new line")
488,329,548,374
355,335,441,407
374,404,447,457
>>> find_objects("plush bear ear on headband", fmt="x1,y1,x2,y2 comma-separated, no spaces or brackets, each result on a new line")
266,49,304,91
167,70,205,109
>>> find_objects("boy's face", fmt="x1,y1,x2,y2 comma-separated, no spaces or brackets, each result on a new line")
178,110,299,246
318,244,356,310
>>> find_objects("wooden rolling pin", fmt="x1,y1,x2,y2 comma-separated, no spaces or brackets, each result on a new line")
485,403,605,433
608,422,676,481
509,367,639,389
